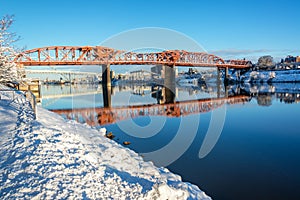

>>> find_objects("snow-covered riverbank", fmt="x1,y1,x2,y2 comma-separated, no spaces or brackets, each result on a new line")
0,87,210,199
230,69,300,83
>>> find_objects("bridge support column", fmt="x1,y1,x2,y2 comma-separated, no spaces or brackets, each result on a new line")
163,65,176,104
236,69,241,82
224,67,229,85
102,64,111,87
217,68,222,98
225,85,229,98
102,84,112,108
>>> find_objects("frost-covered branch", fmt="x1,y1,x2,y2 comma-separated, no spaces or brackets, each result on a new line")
0,15,20,47
0,15,23,84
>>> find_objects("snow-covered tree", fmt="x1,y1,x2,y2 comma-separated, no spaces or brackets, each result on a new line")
0,15,21,83
0,44,18,83
256,55,275,70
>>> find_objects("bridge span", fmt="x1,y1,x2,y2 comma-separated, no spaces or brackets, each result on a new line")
14,46,252,69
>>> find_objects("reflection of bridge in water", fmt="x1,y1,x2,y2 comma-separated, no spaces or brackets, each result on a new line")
43,82,300,126
51,95,251,126
41,88,102,99
26,70,99,76
41,84,154,99
26,69,99,80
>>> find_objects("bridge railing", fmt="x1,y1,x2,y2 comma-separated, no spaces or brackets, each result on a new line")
25,90,37,118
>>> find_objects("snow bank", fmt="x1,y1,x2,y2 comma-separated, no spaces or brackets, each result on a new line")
241,82,300,94
230,69,300,83
0,87,210,199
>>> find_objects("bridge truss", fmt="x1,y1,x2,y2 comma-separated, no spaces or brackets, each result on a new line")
14,46,252,69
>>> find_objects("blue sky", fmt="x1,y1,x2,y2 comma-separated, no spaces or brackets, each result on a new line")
1,0,299,62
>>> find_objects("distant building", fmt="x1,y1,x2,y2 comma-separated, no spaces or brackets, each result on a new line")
285,55,297,63
276,55,300,70
187,68,199,75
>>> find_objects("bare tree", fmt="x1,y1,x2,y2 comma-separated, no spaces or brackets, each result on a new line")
0,15,23,84
0,15,20,46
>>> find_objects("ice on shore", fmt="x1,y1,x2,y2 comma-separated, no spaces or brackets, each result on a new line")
0,86,211,199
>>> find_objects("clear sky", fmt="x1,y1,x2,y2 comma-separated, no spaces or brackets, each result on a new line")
1,0,299,61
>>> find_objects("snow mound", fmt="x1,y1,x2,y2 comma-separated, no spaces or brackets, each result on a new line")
0,87,211,199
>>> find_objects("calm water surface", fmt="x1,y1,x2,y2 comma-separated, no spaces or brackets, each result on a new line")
41,83,300,200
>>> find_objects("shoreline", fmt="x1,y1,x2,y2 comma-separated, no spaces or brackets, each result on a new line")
0,87,211,199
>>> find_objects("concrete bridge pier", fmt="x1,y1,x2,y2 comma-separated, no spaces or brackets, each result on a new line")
102,64,111,87
101,64,112,108
163,65,176,104
224,67,229,85
236,69,241,82
217,68,222,98
102,83,112,108
225,85,229,98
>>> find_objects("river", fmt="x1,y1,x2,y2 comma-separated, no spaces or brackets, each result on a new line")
40,82,300,200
